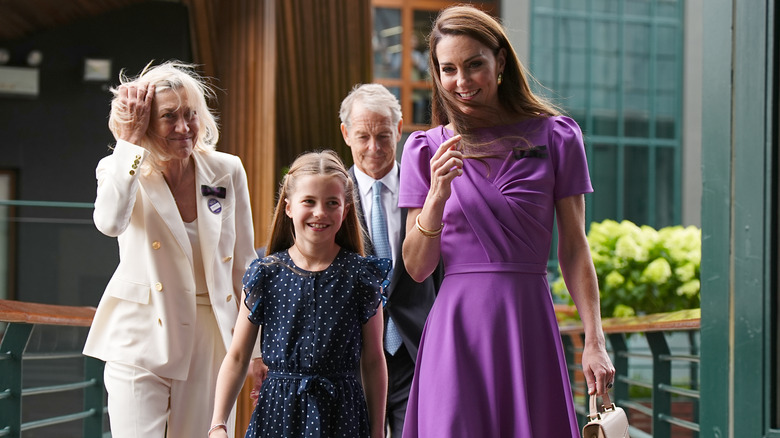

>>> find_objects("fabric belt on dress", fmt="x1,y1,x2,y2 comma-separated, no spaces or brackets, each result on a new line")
266,370,356,398
195,294,212,306
445,262,548,275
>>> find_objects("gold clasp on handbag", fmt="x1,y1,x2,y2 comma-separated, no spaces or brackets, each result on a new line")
586,412,603,422
586,402,617,422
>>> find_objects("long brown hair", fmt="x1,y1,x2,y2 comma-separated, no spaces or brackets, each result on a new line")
428,5,561,149
265,150,364,256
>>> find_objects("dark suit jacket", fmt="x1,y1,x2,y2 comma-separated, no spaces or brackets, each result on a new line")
349,166,440,361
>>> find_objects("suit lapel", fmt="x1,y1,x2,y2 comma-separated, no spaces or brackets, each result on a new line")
350,168,375,256
193,152,223,286
141,170,193,265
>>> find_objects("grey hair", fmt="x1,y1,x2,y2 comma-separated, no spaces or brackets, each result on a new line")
339,83,402,129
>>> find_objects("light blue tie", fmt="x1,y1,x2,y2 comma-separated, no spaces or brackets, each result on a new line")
372,181,402,355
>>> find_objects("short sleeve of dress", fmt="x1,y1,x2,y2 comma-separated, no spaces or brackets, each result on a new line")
399,129,442,208
242,256,272,325
549,116,594,200
356,256,392,324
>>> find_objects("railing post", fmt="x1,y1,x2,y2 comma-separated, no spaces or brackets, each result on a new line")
562,334,575,387
0,323,34,438
580,334,589,418
688,331,699,438
647,331,672,438
83,357,106,438
607,333,629,415
561,333,585,426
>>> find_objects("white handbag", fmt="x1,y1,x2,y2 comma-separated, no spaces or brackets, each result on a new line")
582,392,630,438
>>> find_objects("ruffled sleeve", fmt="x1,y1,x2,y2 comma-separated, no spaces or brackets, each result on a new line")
242,256,273,325
399,127,448,208
356,256,392,324
548,116,593,200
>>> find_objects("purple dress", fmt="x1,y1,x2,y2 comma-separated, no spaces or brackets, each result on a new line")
398,116,591,438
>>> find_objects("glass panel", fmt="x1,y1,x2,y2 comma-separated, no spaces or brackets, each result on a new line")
655,25,678,138
626,0,651,16
373,8,402,79
624,145,649,224
558,18,588,108
592,144,618,221
624,22,650,121
0,172,10,300
23,325,92,437
412,88,432,126
655,146,675,227
530,0,683,233
591,20,619,120
560,0,587,11
625,114,649,138
11,202,112,306
593,0,618,13
593,111,618,136
655,117,676,139
531,15,556,86
658,0,680,18
386,86,401,104
412,10,436,81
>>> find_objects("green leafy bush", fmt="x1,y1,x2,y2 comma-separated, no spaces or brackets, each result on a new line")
552,219,701,317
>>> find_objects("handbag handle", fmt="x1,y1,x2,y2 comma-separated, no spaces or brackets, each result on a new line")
587,391,615,420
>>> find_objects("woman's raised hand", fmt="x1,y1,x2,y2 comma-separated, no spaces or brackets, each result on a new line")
116,83,155,145
428,134,464,204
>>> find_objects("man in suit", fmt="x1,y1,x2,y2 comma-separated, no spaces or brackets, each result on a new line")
339,84,440,436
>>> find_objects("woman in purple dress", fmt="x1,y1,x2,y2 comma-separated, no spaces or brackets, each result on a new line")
399,5,615,437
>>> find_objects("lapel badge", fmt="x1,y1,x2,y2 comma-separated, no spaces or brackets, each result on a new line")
208,198,222,214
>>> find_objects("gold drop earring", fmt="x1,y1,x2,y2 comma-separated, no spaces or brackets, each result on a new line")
497,73,503,85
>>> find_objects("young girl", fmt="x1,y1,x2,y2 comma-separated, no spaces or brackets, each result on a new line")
209,150,389,438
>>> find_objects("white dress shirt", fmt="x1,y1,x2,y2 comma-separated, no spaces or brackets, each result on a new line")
354,163,401,263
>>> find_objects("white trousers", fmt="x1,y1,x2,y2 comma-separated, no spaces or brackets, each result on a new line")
104,304,235,438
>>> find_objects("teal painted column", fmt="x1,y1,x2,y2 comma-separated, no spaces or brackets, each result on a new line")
700,0,733,433
701,0,774,437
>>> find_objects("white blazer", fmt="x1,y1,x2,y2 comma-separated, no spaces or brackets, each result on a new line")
83,140,256,380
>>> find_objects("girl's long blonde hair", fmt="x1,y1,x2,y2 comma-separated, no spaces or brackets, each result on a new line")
265,150,364,256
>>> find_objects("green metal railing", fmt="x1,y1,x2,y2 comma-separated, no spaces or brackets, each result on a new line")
559,308,701,438
0,300,107,438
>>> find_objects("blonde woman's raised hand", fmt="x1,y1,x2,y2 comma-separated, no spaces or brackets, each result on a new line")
116,83,155,145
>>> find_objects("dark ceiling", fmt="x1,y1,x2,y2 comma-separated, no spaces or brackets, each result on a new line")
0,0,155,42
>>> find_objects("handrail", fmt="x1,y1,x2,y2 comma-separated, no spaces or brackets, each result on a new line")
557,308,701,438
558,308,701,334
0,200,94,209
0,300,95,326
0,300,105,438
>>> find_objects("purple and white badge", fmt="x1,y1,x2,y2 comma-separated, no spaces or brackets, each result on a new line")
208,198,222,214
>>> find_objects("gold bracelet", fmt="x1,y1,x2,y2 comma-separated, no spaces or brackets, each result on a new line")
208,423,227,436
415,214,444,238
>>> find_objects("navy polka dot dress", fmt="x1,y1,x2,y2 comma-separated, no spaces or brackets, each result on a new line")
242,248,391,438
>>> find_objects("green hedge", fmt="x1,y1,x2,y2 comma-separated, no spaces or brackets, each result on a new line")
552,219,701,318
